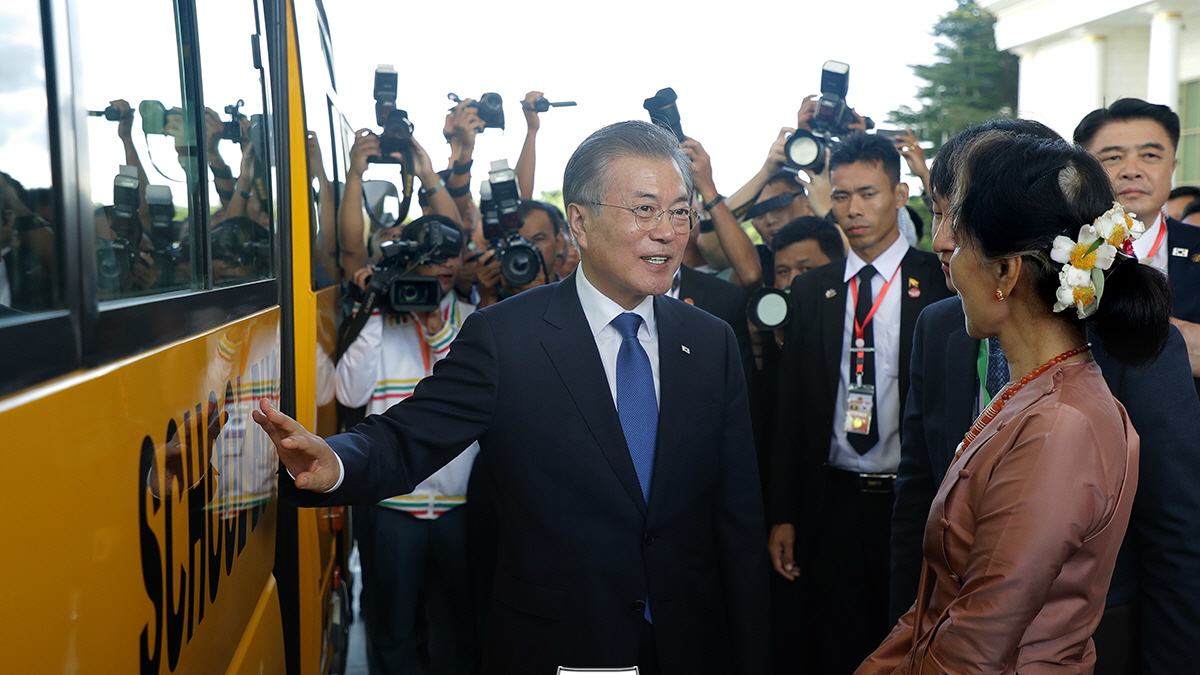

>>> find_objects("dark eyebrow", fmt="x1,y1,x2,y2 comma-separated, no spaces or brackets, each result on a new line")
1095,145,1127,156
1138,142,1168,152
631,190,688,206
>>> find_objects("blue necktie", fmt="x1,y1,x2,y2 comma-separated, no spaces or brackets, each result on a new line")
613,312,658,502
986,336,1009,400
612,312,657,624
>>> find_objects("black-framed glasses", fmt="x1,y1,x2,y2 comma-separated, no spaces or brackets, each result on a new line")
593,202,696,233
744,192,805,220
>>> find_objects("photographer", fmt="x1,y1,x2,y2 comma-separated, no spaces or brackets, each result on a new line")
336,215,477,675
472,200,564,308
443,99,484,227
338,128,459,279
515,90,578,279
680,137,762,289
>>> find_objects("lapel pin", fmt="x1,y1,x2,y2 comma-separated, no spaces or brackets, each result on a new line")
681,345,690,354
1173,247,1189,257
684,297,695,305
1192,253,1200,263
908,277,921,298
825,288,837,299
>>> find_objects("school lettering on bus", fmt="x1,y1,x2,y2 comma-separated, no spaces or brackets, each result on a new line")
137,351,278,674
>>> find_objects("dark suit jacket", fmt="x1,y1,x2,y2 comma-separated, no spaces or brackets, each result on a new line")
891,296,1200,674
1167,217,1200,323
769,247,951,545
678,265,754,383
282,274,770,675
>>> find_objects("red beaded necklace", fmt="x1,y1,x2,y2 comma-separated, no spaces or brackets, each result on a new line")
956,343,1093,458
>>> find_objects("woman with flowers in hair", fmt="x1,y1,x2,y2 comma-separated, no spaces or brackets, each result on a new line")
856,132,1173,675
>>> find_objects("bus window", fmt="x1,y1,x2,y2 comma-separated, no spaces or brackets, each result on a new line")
77,0,198,300
0,3,63,321
195,0,275,287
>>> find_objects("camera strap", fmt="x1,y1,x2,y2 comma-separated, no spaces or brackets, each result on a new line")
336,286,381,362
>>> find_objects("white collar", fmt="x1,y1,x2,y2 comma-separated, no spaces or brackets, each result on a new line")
842,230,909,283
1132,209,1166,262
575,264,656,339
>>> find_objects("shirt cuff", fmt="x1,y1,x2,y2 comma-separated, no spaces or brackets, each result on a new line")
284,451,345,493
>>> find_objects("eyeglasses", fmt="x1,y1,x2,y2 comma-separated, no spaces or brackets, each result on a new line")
744,192,805,220
592,203,696,233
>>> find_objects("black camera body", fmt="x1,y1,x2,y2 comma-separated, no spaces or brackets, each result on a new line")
222,99,246,143
370,215,462,314
643,87,685,143
448,92,505,132
111,165,142,242
370,65,414,164
784,61,873,174
479,160,541,287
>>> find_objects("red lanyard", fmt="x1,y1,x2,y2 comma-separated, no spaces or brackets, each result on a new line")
848,264,900,382
1145,209,1168,262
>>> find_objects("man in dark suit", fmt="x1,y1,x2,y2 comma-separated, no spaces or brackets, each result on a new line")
767,133,952,674
254,120,768,674
1074,98,1200,394
892,118,1200,675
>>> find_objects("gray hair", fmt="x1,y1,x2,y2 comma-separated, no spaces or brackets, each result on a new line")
562,120,693,216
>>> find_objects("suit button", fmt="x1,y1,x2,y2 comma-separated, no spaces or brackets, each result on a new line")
632,599,646,612
644,534,655,545
958,469,971,479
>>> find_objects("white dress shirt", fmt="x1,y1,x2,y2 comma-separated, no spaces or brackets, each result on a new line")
828,234,909,474
1133,210,1170,276
576,264,661,406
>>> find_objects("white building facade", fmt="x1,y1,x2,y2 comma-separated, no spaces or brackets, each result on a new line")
981,0,1200,185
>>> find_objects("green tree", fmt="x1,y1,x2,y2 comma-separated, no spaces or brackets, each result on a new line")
889,0,1018,153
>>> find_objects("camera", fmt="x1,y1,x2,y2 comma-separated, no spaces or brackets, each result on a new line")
447,92,505,132
783,61,873,174
369,215,462,313
747,287,794,330
643,87,685,143
479,160,541,287
88,104,124,121
222,99,246,143
524,96,577,113
370,65,414,164
111,165,141,241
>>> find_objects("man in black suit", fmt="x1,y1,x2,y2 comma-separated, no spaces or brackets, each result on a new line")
767,133,951,674
254,120,768,674
892,118,1200,675
1074,98,1200,393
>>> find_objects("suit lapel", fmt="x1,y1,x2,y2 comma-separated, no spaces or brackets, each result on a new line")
821,265,847,389
648,296,686,519
541,275,648,515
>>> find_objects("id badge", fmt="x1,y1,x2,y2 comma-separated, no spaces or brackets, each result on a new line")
844,384,875,435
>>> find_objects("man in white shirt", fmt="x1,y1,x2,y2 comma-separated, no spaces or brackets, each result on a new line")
767,133,951,675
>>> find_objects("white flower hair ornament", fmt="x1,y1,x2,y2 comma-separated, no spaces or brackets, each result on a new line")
1049,201,1146,318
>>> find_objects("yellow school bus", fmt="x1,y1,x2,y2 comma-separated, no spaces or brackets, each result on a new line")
0,0,355,672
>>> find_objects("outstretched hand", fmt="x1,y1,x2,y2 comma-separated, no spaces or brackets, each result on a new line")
252,398,342,492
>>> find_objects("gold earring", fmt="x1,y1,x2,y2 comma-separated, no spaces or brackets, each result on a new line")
995,288,1005,301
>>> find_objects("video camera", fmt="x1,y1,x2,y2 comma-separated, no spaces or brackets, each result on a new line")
88,104,125,121
369,215,462,313
221,99,247,143
524,96,577,113
783,61,873,174
370,65,415,164
478,160,541,287
642,87,685,142
447,92,504,132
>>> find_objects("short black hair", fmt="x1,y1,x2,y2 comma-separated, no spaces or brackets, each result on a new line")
1182,199,1200,222
829,133,901,187
519,200,566,236
1170,186,1200,202
765,170,807,194
930,118,1059,199
771,216,845,261
1073,98,1180,149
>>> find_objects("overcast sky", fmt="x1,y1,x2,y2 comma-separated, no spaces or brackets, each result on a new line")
326,0,960,200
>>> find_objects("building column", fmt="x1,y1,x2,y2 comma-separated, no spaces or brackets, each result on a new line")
1085,35,1107,110
1148,12,1182,111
